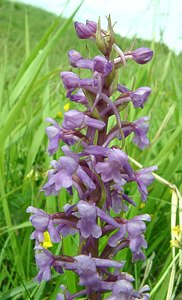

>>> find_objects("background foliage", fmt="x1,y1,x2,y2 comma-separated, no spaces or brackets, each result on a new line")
0,0,182,299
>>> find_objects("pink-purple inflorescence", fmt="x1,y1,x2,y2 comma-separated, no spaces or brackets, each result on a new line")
27,17,157,300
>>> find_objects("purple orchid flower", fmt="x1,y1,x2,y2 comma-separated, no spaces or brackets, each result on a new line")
93,55,113,76
109,214,150,261
34,247,65,282
135,166,158,201
35,250,55,282
105,279,134,300
77,201,102,239
132,117,150,149
74,20,97,39
95,148,133,183
69,89,88,105
42,155,95,196
68,50,93,69
131,47,153,64
68,51,113,77
72,255,101,288
62,109,105,130
27,206,79,244
130,87,151,108
46,118,78,155
26,206,61,243
70,254,124,290
110,183,136,213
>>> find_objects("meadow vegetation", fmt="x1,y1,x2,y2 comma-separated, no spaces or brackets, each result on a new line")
0,0,182,299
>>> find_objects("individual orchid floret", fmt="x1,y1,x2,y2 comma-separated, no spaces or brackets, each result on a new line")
76,199,120,237
46,118,77,156
72,255,100,288
26,206,61,243
103,118,150,150
46,118,63,156
69,89,88,105
110,188,128,213
68,51,113,77
132,117,150,149
61,72,95,94
42,155,95,196
70,254,124,290
109,214,151,261
126,214,151,238
68,50,83,67
95,148,133,183
62,109,105,130
133,285,150,300
129,234,148,262
135,166,158,201
77,200,102,239
110,183,136,213
68,50,93,69
61,72,80,90
130,87,151,108
42,157,78,196
93,55,113,76
131,47,153,64
117,85,151,109
35,250,55,282
105,279,134,300
74,20,97,39
34,248,64,282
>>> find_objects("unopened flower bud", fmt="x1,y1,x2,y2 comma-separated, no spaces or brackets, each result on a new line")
93,55,113,76
68,50,93,69
62,110,105,130
68,50,83,67
74,21,96,39
105,15,115,51
61,72,80,90
69,90,88,105
130,87,151,108
131,47,153,64
86,20,97,33
95,17,108,55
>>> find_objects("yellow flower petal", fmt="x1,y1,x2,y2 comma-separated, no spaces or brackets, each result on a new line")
42,231,53,249
64,103,70,112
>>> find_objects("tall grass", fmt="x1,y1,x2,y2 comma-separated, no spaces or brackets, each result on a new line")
0,1,182,299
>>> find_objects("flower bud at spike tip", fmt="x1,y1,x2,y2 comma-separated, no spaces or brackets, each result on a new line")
95,17,107,55
74,21,95,39
105,15,115,50
131,47,153,64
86,20,97,33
